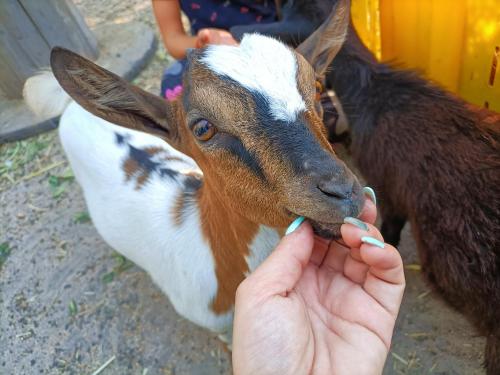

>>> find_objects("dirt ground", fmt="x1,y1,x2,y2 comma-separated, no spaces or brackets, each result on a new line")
0,1,486,374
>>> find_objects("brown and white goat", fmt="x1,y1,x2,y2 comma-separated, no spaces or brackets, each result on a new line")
294,3,500,373
24,0,364,344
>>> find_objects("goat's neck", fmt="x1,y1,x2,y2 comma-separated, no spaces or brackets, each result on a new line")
192,175,271,314
113,133,278,315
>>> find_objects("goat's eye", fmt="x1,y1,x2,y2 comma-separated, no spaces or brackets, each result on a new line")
315,81,323,101
192,119,217,141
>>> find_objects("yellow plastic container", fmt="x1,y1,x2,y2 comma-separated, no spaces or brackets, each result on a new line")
351,0,500,112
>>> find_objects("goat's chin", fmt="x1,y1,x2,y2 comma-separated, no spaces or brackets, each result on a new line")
309,220,342,239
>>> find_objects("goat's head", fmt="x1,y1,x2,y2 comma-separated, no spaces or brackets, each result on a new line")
50,0,360,237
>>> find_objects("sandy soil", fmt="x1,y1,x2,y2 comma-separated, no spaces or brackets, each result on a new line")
0,1,486,374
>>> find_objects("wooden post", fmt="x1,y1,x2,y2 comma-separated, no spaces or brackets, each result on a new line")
0,0,98,100
0,0,156,143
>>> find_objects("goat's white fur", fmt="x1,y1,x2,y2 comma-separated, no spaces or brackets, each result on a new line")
202,34,306,122
24,71,279,338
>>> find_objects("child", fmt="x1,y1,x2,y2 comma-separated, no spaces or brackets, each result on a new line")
152,0,277,100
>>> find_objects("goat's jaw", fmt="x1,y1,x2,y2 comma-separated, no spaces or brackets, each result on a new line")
310,221,343,239
285,194,364,239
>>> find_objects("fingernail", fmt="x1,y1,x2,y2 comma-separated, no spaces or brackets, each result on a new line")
286,216,305,235
361,236,385,249
344,217,369,231
363,187,377,206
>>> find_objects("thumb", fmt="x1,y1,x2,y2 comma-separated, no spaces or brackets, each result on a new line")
243,219,314,298
197,29,210,47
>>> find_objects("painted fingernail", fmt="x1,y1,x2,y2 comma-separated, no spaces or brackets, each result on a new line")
286,216,305,235
344,217,369,231
361,236,385,249
363,187,377,206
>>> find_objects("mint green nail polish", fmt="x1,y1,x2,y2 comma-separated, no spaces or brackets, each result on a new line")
363,187,377,206
286,216,305,235
361,236,385,249
344,217,369,231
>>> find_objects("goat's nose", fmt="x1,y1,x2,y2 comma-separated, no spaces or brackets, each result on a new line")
317,178,352,201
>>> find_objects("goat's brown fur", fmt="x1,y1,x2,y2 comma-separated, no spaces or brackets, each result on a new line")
198,183,259,313
49,14,362,317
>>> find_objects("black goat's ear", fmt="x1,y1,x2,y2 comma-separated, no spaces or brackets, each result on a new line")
296,0,350,76
50,47,184,149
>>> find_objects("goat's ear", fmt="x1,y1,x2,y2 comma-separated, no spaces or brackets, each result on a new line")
50,47,182,147
296,0,350,77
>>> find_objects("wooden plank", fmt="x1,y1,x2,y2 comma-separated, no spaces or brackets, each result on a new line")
0,100,58,143
1,21,157,143
0,0,98,99
0,0,50,98
19,0,98,60
458,0,500,111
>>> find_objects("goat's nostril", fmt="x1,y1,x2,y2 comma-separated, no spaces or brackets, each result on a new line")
317,182,350,200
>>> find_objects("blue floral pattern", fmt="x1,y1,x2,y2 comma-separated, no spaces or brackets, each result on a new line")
161,0,277,99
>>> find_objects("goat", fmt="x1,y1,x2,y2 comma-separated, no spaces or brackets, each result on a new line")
294,3,500,373
24,0,364,345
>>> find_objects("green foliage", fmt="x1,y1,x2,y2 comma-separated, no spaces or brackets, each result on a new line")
48,168,75,198
0,242,11,270
0,132,56,188
102,252,134,284
74,212,91,224
68,300,78,316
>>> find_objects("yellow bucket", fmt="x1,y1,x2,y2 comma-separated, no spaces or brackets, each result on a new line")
352,0,500,112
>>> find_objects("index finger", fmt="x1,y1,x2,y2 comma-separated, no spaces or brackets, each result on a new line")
358,197,377,225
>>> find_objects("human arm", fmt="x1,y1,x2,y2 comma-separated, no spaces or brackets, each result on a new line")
152,0,197,59
152,0,238,60
233,197,405,375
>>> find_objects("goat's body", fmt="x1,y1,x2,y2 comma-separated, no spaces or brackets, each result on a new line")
25,22,362,346
352,76,500,326
329,28,500,373
60,101,233,333
34,77,280,337
25,25,359,342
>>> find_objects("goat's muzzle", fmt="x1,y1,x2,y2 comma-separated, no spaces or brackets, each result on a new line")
286,157,363,238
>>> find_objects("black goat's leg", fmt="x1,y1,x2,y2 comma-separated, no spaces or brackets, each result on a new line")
486,334,500,375
381,214,406,247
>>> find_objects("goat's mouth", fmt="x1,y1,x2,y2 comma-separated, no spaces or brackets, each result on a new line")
308,219,342,239
284,209,343,239
283,184,364,239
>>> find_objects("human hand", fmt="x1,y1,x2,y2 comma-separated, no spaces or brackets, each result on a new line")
232,196,405,375
196,28,238,48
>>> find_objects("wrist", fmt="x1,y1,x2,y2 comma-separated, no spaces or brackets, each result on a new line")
164,33,198,59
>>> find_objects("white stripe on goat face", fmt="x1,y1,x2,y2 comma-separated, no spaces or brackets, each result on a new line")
201,34,306,122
